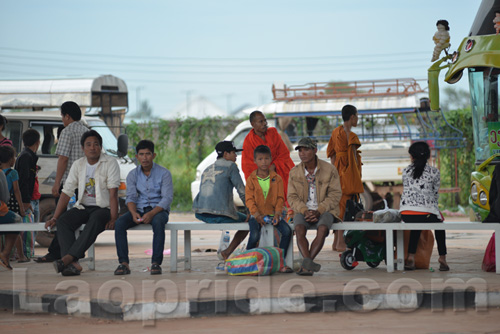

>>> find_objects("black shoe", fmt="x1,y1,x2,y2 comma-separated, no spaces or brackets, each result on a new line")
53,259,66,273
150,263,162,275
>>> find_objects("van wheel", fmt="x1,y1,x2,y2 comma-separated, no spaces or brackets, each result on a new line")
359,187,373,211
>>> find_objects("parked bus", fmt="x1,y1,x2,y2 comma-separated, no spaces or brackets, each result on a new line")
428,0,500,221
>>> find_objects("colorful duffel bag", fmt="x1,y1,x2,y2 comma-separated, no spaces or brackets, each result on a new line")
226,246,285,276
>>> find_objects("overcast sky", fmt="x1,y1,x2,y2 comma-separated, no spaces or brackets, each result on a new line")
0,0,479,118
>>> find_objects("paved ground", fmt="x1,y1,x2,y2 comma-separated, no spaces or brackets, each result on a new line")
0,213,498,321
2,308,500,334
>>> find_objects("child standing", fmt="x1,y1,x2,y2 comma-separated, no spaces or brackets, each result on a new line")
0,146,27,262
245,145,292,260
15,129,40,259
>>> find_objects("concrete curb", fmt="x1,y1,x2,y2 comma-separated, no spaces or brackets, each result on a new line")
2,289,500,321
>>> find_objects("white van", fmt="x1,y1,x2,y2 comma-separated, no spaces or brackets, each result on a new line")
190,118,411,210
3,111,135,221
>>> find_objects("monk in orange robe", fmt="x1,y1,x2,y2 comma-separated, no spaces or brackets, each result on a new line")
326,105,363,252
242,111,295,206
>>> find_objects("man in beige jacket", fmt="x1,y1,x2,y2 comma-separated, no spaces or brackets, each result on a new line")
288,137,341,276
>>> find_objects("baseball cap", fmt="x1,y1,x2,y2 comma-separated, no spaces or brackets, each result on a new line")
215,141,243,155
295,137,318,150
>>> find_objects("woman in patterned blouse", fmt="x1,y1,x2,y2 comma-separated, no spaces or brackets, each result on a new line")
400,141,449,271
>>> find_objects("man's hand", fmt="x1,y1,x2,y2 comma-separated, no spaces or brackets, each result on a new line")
141,211,155,224
131,212,143,224
23,203,32,213
255,214,266,226
19,203,26,217
51,184,60,198
45,217,57,230
304,210,319,223
105,219,116,230
273,212,282,226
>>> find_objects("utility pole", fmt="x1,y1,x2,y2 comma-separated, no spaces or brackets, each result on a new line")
136,86,144,113
182,90,194,117
226,93,234,115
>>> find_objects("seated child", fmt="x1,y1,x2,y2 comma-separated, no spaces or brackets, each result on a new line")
245,145,292,262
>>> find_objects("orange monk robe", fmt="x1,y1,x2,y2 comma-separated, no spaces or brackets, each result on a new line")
326,125,363,219
242,127,295,204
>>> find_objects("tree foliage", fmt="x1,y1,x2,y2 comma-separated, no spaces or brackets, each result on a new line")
126,117,241,211
438,107,475,207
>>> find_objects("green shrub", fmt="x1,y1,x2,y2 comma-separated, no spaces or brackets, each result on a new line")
125,117,242,211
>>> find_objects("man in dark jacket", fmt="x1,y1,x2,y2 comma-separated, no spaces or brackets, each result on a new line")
15,129,40,213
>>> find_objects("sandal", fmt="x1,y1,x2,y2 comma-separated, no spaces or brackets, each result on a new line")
34,254,58,263
296,266,313,276
439,260,450,271
404,260,416,271
53,259,66,273
114,264,131,275
150,263,162,275
303,258,321,272
0,258,12,270
18,258,31,263
280,266,294,273
61,263,81,276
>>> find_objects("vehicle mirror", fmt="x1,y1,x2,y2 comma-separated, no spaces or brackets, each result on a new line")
117,134,128,158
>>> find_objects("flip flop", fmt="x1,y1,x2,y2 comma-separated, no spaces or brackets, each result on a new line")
439,262,450,271
18,258,31,263
303,258,321,272
34,254,58,263
114,264,131,275
280,266,294,273
0,258,12,270
296,267,313,276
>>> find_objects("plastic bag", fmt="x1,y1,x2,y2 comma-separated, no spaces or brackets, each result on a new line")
217,230,230,260
373,199,401,223
226,246,285,276
482,233,496,272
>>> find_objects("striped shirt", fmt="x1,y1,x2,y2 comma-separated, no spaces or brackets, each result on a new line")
55,120,88,184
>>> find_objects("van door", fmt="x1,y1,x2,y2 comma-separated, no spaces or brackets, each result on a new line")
4,120,23,154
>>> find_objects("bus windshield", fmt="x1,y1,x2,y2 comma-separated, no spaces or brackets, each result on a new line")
469,67,500,162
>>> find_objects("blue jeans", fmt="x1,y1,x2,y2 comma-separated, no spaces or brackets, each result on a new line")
115,208,169,265
247,217,292,256
195,212,247,224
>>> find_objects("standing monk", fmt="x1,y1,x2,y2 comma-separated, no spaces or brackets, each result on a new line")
326,104,363,252
242,111,294,206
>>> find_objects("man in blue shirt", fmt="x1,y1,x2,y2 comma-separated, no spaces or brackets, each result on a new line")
114,140,173,275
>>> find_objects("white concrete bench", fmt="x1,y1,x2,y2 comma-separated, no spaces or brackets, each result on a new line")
0,221,285,273
2,221,499,274
0,223,95,269
331,222,500,274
